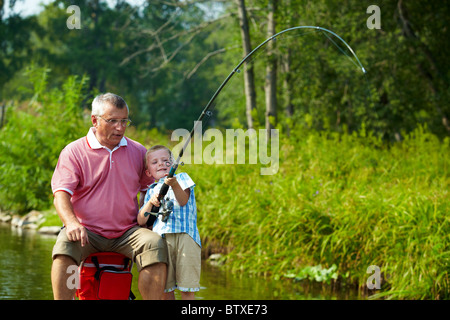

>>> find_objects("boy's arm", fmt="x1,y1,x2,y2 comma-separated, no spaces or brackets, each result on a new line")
137,201,151,227
164,173,193,207
169,180,190,207
137,193,160,227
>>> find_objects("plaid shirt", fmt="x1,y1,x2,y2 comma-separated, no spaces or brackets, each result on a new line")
143,172,201,247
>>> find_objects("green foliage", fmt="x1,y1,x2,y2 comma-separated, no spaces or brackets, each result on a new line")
284,264,338,284
189,126,449,299
0,66,89,213
2,0,449,139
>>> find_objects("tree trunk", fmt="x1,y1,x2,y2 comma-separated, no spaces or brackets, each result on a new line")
235,0,257,129
283,49,293,136
264,0,277,137
0,104,5,129
397,0,450,132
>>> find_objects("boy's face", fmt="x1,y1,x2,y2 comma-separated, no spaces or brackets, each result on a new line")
146,149,172,180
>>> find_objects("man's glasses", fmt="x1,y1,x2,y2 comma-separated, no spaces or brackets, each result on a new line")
98,116,132,127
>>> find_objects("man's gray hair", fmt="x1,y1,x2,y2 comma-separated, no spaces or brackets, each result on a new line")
91,93,129,116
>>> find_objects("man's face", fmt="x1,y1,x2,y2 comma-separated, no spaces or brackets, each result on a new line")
91,103,129,150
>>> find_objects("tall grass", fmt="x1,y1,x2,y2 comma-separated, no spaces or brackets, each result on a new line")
177,126,449,299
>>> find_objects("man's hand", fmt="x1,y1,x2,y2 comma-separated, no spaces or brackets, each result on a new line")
54,191,89,247
65,222,89,247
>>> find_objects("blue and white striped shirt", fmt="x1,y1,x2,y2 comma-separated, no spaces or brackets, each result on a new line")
143,172,201,247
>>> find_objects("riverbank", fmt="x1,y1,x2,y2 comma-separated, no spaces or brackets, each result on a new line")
0,209,61,235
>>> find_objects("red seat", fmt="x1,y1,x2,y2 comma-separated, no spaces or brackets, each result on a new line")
76,252,134,300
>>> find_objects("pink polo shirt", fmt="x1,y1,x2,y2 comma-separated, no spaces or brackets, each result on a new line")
51,127,153,239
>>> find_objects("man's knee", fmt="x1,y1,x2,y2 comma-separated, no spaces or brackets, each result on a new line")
141,261,167,273
133,229,168,271
131,228,166,251
143,230,167,250
52,228,84,265
53,254,77,265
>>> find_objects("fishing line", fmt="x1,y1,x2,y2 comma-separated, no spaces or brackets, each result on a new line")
320,31,362,71
145,26,368,225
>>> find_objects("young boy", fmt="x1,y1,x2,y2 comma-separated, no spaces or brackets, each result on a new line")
138,145,201,300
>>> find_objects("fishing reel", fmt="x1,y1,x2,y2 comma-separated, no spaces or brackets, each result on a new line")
158,197,174,222
144,197,174,226
144,157,182,227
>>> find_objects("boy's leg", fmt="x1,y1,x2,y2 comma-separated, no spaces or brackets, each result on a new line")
174,233,201,298
181,292,195,300
163,234,177,293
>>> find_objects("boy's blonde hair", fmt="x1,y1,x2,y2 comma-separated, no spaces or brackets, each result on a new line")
145,145,173,169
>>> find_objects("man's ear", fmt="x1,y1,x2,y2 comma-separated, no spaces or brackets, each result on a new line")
91,115,99,127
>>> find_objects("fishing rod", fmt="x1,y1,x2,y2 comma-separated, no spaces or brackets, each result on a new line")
145,26,366,225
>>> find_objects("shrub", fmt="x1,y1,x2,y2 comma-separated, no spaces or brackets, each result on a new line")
0,66,89,213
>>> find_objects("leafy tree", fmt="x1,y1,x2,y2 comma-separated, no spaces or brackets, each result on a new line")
0,1,41,100
0,66,89,213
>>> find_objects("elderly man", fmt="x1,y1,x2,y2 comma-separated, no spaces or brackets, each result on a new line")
50,93,167,299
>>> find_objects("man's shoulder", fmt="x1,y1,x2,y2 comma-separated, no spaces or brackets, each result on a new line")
62,136,88,153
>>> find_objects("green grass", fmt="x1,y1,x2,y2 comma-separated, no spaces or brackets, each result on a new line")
39,207,62,227
181,126,449,300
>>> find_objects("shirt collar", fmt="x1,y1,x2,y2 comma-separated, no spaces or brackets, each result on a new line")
86,127,127,150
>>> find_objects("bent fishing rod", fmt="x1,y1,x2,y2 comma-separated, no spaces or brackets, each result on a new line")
145,26,366,225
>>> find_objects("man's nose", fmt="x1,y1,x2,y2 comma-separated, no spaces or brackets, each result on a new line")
115,122,126,130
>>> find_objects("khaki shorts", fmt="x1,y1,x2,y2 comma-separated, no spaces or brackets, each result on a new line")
52,226,167,272
164,233,201,292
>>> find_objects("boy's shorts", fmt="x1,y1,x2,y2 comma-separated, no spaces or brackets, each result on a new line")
52,226,168,272
164,233,201,292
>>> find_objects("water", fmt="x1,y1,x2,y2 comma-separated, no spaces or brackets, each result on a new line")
0,223,360,300
0,223,56,299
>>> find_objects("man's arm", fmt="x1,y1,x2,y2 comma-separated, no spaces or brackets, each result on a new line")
54,191,89,247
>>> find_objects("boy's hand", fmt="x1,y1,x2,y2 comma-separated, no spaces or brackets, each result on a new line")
149,194,160,207
164,174,178,187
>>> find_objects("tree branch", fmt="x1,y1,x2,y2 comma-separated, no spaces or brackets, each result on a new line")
121,12,233,74
185,45,239,79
